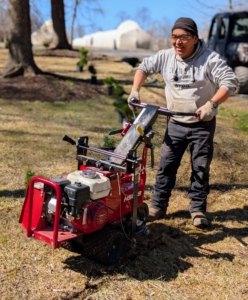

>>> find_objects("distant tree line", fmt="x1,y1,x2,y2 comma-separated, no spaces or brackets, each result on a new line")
2,0,248,78
2,0,103,78
2,0,72,78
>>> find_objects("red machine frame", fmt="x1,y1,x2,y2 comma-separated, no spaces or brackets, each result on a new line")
19,101,197,263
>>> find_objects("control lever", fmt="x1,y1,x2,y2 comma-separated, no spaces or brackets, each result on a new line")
62,135,76,145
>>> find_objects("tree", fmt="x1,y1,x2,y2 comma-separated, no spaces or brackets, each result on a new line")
2,0,42,78
135,7,152,31
0,0,8,42
116,10,131,23
68,0,103,42
147,18,172,51
70,0,80,44
194,0,248,12
51,0,71,49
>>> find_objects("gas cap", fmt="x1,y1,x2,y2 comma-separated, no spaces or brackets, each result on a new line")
82,170,96,179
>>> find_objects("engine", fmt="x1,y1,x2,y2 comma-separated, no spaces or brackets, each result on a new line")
42,170,111,233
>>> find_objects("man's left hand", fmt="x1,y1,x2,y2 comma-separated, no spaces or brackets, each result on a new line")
196,101,218,121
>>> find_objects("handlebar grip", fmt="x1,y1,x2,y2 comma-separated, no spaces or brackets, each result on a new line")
128,97,140,104
108,129,123,135
62,135,76,145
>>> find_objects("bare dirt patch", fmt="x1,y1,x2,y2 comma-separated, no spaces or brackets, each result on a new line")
0,74,106,102
0,48,120,102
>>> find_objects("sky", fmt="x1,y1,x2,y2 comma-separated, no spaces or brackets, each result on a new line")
35,0,245,37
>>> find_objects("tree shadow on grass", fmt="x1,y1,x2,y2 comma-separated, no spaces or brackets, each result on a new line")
62,206,248,281
0,189,25,198
176,183,248,192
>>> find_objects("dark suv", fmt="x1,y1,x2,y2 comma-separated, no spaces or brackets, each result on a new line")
208,11,248,94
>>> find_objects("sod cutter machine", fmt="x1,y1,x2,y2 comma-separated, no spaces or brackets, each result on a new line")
19,100,197,264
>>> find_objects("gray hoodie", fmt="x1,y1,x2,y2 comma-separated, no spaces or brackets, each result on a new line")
137,39,238,123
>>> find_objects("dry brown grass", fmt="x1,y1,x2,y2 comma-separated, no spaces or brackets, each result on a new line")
0,48,248,300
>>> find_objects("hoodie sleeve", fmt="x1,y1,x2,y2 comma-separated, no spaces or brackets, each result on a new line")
137,50,166,75
207,51,238,95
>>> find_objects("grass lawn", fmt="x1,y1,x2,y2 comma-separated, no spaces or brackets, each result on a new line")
0,48,248,300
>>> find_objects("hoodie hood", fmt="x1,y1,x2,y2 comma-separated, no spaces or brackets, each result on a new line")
172,39,207,83
175,39,207,62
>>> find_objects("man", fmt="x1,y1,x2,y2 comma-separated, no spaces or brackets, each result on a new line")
128,17,238,228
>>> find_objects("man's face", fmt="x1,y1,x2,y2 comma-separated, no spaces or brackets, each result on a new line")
171,29,198,58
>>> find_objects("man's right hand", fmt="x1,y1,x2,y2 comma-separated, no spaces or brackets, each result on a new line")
127,87,140,110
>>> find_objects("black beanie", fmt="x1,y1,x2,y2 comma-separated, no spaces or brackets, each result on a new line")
172,17,198,37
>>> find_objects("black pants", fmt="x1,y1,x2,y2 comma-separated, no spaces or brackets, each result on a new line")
151,117,216,213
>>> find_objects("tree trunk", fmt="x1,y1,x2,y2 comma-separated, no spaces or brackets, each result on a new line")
51,0,71,49
70,0,79,45
2,0,42,78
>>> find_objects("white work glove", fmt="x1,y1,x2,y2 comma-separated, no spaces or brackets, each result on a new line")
196,101,218,121
127,87,140,110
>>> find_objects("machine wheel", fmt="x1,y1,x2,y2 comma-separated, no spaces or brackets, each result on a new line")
137,202,149,223
83,226,124,264
235,66,248,94
61,237,84,253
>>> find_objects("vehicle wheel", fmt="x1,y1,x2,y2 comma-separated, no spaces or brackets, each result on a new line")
61,237,84,253
83,226,124,264
235,66,248,94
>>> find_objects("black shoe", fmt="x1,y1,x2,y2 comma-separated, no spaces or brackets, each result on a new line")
148,207,166,222
191,211,208,228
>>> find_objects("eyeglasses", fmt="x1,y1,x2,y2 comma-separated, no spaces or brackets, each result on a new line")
171,34,192,42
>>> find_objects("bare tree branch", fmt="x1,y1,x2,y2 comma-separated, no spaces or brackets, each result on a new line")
135,7,152,31
116,10,131,23
194,0,220,9
30,0,44,32
70,0,79,44
68,0,103,38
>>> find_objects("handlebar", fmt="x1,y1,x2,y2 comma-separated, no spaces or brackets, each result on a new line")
129,99,198,117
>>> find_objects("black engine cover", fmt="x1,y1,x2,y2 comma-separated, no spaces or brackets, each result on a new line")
64,183,90,210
